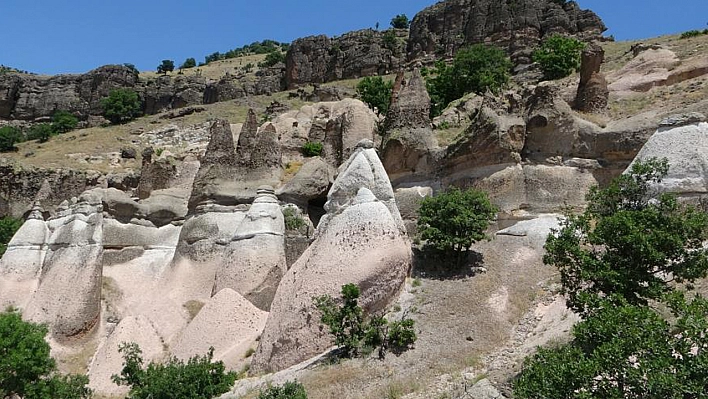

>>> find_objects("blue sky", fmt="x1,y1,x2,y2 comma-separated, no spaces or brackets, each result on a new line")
1,0,706,75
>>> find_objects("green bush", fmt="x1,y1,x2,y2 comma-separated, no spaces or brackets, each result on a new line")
314,284,416,359
259,51,286,68
301,141,324,157
101,89,142,125
112,343,237,399
356,76,393,116
51,110,79,134
382,30,399,51
532,34,585,80
680,29,704,39
257,381,308,399
426,44,512,116
0,126,23,152
156,59,174,74
390,14,410,29
26,123,54,143
283,207,306,231
0,216,22,256
417,187,497,265
0,309,92,399
180,57,197,69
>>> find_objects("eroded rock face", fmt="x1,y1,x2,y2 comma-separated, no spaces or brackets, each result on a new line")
575,43,608,113
214,186,287,311
285,29,408,88
407,0,606,64
251,142,411,373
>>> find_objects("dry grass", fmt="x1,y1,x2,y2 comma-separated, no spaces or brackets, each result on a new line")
140,54,267,81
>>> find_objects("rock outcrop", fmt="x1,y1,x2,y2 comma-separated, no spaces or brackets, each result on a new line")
407,0,606,65
251,142,411,373
575,43,608,113
285,29,408,88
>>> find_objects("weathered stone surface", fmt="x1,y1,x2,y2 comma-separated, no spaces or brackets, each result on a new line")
407,0,606,65
277,157,332,207
285,29,408,88
214,187,287,311
575,43,608,113
251,186,411,372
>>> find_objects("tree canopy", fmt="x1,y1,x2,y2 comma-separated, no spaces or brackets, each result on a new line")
356,76,393,117
101,89,142,125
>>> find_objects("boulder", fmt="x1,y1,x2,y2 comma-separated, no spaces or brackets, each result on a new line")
252,144,411,373
277,157,332,207
214,186,287,311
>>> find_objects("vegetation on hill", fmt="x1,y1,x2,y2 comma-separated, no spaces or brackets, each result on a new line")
533,34,585,80
390,14,410,29
257,381,308,399
202,40,290,66
356,76,393,116
0,216,22,256
157,59,175,75
101,89,142,125
515,158,708,398
0,309,92,399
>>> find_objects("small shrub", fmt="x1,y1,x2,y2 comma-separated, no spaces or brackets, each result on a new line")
0,216,22,256
283,207,306,231
51,110,79,134
680,29,704,39
382,30,399,51
101,89,142,125
532,34,585,80
258,381,308,399
26,123,54,143
356,76,393,116
180,57,197,69
259,51,285,68
112,343,237,399
0,126,23,152
301,141,323,157
123,63,139,74
390,14,410,29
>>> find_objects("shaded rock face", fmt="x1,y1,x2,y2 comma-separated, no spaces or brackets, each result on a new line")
252,184,411,373
285,29,408,88
575,43,608,113
407,0,606,65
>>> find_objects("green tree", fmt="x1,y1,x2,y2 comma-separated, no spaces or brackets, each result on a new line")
101,89,142,125
0,309,91,399
545,158,708,316
26,123,54,143
156,59,174,75
51,110,79,134
417,187,497,265
180,57,197,70
258,51,285,68
532,34,585,80
390,14,410,29
313,284,416,359
426,44,512,116
112,343,237,399
257,381,308,399
0,216,22,256
0,126,23,152
356,76,393,116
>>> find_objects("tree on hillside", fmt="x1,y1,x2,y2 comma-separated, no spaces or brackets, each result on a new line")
51,110,79,134
0,309,92,399
180,57,197,70
390,14,410,29
258,51,285,68
426,44,512,116
156,59,175,75
532,34,585,80
356,76,393,117
417,187,497,265
0,126,23,152
101,89,142,125
26,123,54,143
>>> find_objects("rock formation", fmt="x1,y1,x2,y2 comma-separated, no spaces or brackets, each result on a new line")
251,141,411,373
284,29,408,88
214,186,287,311
407,0,606,65
575,43,608,113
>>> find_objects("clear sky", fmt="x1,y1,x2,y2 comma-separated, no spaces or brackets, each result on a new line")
1,0,706,75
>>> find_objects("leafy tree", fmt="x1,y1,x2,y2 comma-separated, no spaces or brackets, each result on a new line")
0,309,92,399
382,30,399,52
257,381,308,399
0,216,22,256
51,110,79,134
417,187,497,265
301,141,323,157
123,63,139,74
180,57,197,69
532,34,585,80
0,126,23,152
101,89,142,125
544,158,708,316
26,123,54,143
390,14,410,29
426,44,511,116
356,76,393,116
314,284,416,359
258,51,285,68
112,342,237,399
156,59,174,75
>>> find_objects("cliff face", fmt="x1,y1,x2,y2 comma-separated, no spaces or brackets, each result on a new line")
407,0,606,64
284,29,408,89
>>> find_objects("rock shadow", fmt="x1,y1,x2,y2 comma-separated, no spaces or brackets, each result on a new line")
411,246,485,280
